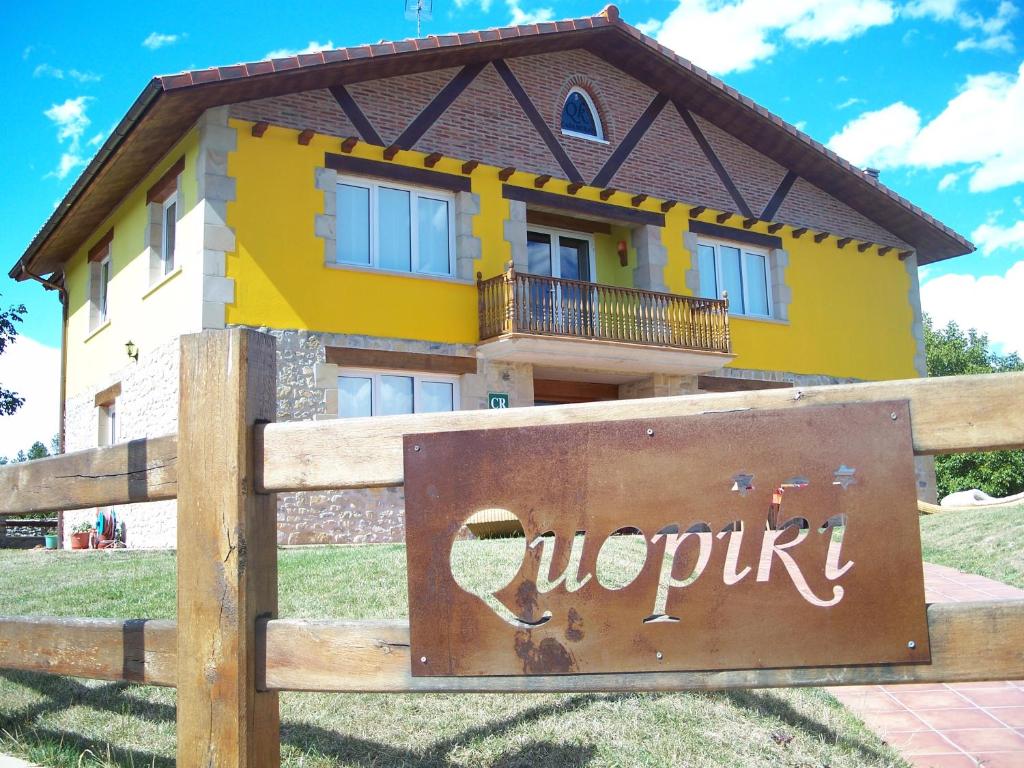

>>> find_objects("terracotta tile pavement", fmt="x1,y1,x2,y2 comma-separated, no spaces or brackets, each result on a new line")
831,563,1024,768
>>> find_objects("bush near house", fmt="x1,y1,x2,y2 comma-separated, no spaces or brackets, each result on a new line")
924,315,1024,499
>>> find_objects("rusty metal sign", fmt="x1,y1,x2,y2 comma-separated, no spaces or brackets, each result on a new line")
404,401,931,677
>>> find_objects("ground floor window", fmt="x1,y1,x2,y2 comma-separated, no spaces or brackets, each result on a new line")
337,368,459,417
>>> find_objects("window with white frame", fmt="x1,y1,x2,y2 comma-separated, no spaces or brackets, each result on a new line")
560,87,604,142
88,239,113,331
98,400,118,446
696,239,772,318
337,369,459,418
336,177,455,277
160,193,177,275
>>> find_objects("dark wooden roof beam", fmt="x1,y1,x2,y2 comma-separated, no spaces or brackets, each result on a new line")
599,188,617,201
742,217,758,229
814,232,829,243
534,174,551,189
340,137,359,153
424,152,443,168
899,250,914,261
297,129,314,146
791,228,808,239
567,182,583,195
716,212,732,224
660,200,677,213
383,144,401,161
631,194,647,207
767,223,784,234
837,237,852,249
461,160,479,175
689,206,706,217
857,242,872,253
498,166,516,181
878,246,892,256
251,121,269,138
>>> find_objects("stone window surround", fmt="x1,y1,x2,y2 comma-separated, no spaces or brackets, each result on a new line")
314,166,482,281
683,231,792,323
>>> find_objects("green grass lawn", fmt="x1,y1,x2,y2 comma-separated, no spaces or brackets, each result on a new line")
919,504,1024,589
0,542,910,768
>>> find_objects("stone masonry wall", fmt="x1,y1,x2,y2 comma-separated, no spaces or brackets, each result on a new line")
63,337,180,548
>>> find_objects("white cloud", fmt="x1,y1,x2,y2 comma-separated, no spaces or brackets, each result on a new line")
937,170,960,190
971,217,1024,255
43,96,92,180
506,0,554,25
32,63,101,83
454,0,493,10
264,40,335,59
142,32,180,50
904,0,1018,53
826,61,1024,191
0,336,60,458
921,260,1024,356
837,96,866,109
653,0,896,75
636,18,664,36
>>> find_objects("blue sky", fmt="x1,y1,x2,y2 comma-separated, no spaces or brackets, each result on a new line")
0,0,1021,451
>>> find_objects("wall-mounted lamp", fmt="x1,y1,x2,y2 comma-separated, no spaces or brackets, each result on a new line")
125,340,139,362
617,240,628,267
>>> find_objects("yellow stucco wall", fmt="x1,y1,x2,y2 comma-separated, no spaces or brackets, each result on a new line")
64,129,201,397
225,121,916,380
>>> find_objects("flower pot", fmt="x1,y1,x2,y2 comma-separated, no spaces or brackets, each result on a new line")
70,532,91,550
44,533,59,550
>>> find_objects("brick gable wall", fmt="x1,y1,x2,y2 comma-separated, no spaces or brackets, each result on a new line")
227,48,906,247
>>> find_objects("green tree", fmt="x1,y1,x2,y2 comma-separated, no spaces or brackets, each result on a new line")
0,294,27,415
0,435,58,465
924,314,1024,499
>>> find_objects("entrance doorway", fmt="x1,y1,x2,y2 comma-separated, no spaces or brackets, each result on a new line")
533,378,620,406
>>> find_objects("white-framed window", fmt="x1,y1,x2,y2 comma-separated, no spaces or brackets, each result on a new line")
526,226,596,282
696,239,772,318
336,176,455,277
337,368,459,418
560,87,604,142
98,401,118,446
97,254,111,323
160,193,177,275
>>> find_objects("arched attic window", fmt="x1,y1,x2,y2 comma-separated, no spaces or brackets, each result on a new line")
561,87,604,141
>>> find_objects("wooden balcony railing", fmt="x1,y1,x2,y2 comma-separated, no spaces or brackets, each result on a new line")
478,268,731,353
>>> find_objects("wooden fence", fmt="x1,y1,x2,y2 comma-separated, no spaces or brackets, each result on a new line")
1,328,1023,767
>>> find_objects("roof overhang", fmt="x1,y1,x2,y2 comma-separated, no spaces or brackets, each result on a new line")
11,6,972,281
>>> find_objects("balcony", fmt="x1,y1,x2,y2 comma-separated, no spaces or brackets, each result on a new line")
477,269,735,376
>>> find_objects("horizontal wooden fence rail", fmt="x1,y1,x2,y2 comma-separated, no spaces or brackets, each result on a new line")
2,372,1021,515
3,600,1022,693
0,434,177,516
257,371,1024,493
0,616,176,686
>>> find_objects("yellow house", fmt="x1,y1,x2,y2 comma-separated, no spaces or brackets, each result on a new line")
10,6,973,547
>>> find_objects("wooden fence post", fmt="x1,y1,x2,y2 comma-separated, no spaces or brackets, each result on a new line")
177,329,280,768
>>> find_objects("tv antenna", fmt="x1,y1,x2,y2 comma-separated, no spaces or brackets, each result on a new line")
405,0,433,36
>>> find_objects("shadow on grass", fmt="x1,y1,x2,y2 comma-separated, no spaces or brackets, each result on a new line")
722,689,891,764
1,671,600,767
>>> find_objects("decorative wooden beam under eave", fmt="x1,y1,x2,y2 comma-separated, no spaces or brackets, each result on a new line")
767,223,784,234
383,145,401,161
689,206,706,218
340,137,359,153
742,217,758,229
424,152,443,168
534,174,551,189
814,232,829,243
567,182,583,195
837,237,853,249
898,250,914,261
461,160,479,175
660,201,677,213
297,129,314,146
858,242,873,253
251,122,269,138
878,246,892,257
716,212,733,224
631,194,647,207
498,167,516,181
791,228,808,239
599,188,617,201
